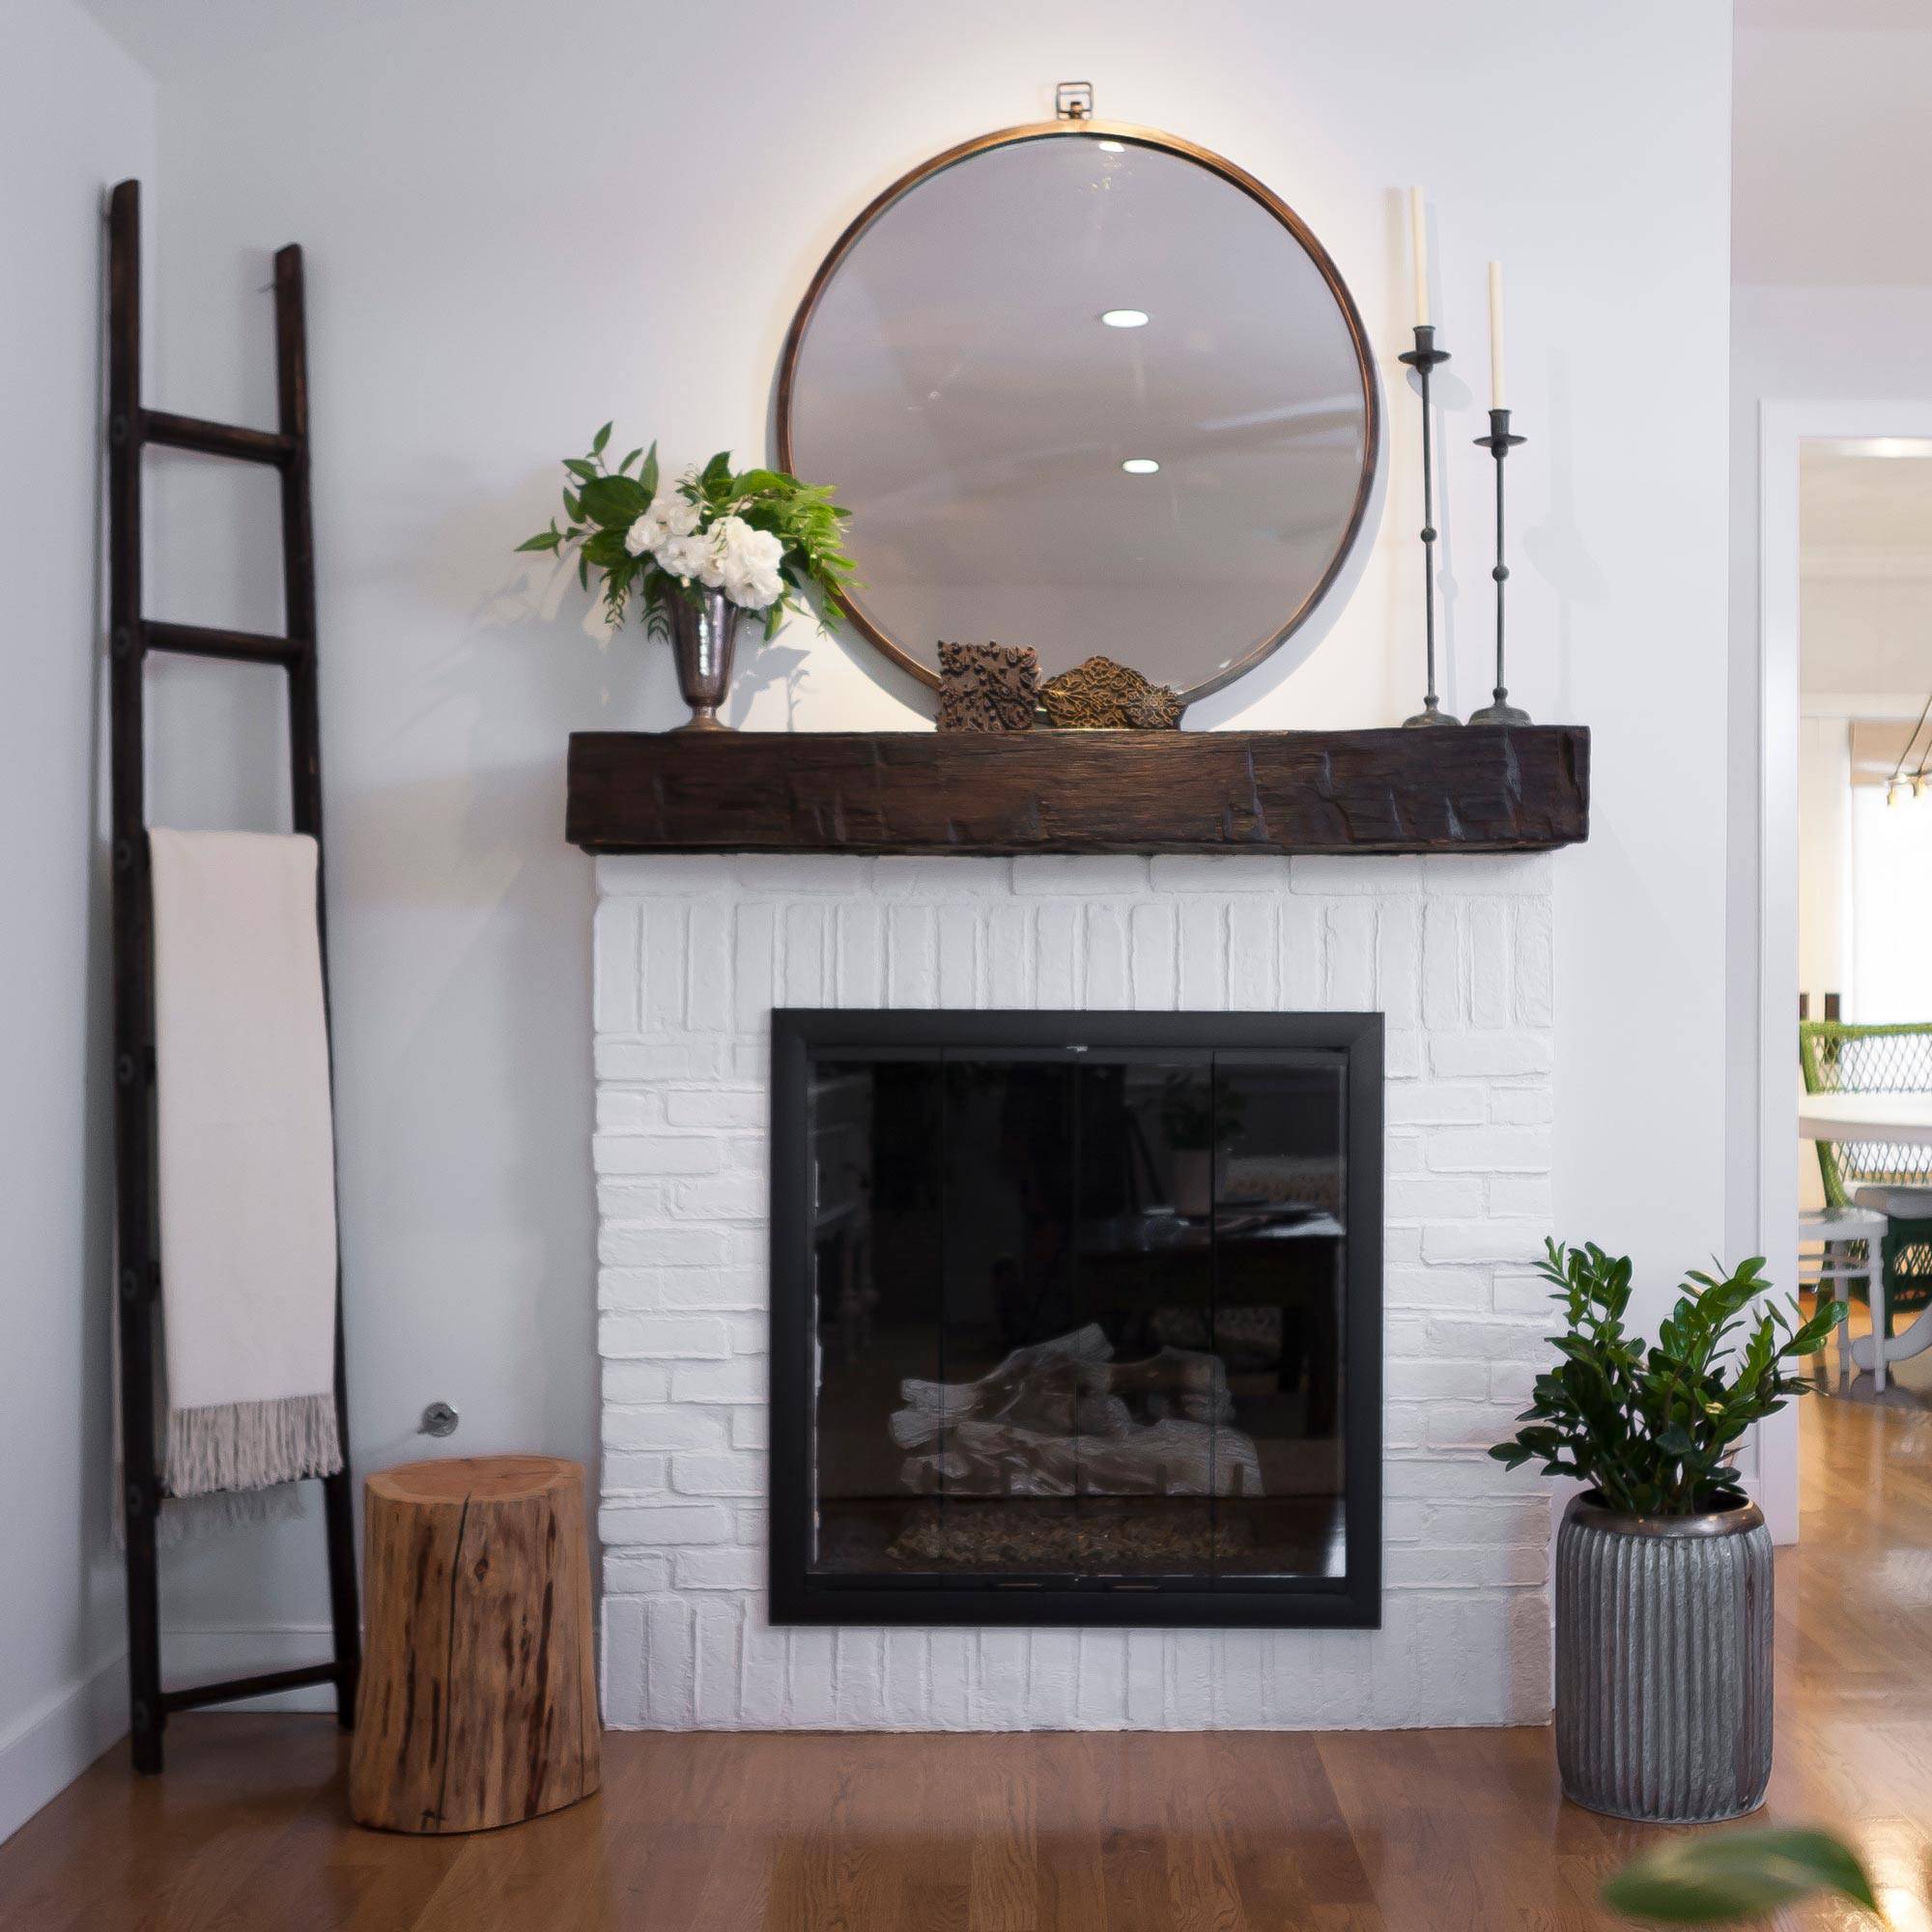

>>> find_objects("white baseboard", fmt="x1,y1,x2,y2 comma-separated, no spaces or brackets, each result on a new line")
0,1653,127,1847
161,1624,345,1714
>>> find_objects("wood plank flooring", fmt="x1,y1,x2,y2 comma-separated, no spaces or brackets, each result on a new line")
5,1390,1930,1930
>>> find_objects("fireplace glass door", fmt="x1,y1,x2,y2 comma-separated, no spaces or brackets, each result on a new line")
770,1013,1381,1628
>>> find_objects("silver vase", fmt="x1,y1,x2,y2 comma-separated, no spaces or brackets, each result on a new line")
665,585,744,732
1554,1492,1774,1823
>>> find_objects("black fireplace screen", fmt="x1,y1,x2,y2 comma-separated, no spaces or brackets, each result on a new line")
769,1012,1382,1628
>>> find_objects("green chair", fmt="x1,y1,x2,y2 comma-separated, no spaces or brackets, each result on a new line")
1799,1020,1932,1338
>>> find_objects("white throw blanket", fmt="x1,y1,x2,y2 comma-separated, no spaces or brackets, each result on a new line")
148,829,343,1498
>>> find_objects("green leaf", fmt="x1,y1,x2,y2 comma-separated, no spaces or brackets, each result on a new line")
515,530,561,553
579,474,650,527
618,447,642,476
591,421,611,456
701,449,732,487
1602,1829,1876,1923
562,458,599,482
640,442,660,500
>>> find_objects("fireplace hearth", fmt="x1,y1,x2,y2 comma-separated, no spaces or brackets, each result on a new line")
769,1010,1383,1629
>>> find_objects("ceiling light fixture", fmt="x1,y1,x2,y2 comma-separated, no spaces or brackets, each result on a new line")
1100,308,1149,328
1121,458,1159,475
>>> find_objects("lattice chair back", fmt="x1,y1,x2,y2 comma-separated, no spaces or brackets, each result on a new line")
1798,1021,1932,1202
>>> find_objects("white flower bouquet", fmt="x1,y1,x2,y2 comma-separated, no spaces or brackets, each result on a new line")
517,425,855,639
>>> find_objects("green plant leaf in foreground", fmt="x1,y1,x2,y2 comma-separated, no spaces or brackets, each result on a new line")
1602,1828,1877,1924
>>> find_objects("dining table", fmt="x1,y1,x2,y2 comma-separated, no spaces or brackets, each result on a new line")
1800,1091,1932,1376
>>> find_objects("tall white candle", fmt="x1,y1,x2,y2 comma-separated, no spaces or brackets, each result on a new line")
1409,187,1430,328
1488,260,1506,410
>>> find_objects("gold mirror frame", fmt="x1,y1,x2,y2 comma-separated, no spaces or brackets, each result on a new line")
775,119,1382,701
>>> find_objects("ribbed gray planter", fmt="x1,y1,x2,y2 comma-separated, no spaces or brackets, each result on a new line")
1554,1492,1774,1823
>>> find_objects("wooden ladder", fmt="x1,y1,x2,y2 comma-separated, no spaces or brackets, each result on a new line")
105,179,359,1775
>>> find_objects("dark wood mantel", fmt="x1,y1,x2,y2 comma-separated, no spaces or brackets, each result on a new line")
565,725,1589,858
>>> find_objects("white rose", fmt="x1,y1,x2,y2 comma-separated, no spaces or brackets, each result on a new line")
659,493,699,539
724,561,784,611
656,532,711,582
624,510,662,557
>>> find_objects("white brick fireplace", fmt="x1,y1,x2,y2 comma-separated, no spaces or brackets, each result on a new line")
591,850,1556,1729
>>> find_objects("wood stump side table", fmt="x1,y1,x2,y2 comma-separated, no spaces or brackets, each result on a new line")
350,1456,600,1833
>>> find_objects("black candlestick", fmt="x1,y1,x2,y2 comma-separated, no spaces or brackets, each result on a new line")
1398,324,1460,728
1468,407,1529,725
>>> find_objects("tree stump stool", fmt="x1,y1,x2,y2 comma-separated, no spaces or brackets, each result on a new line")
350,1456,600,1834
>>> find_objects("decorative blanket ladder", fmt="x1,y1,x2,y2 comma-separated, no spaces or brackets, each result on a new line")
106,180,359,1774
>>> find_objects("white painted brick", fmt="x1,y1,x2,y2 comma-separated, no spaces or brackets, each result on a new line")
595,1132,723,1178
664,1087,762,1128
1036,901,1079,1006
1227,899,1275,1007
1426,1125,1552,1174
988,901,1031,1005
672,1450,763,1497
1169,1640,1215,1727
1423,1220,1549,1265
1430,1031,1551,1078
1292,854,1422,895
884,1632,931,1726
1279,896,1324,1009
1420,854,1551,895
836,901,885,1004
601,1264,762,1312
1383,1027,1424,1077
1421,900,1463,1029
641,900,689,1034
1515,895,1555,1027
694,1597,743,1725
1427,1316,1554,1361
670,1356,766,1404
603,1452,668,1493
734,1503,767,1547
787,1629,837,1725
1083,903,1129,1005
887,903,939,1007
598,1223,727,1267
1383,1264,1492,1310
602,1362,669,1404
596,1088,664,1130
837,1630,890,1727
1489,1176,1553,1220
1387,1545,1548,1589
596,1179,672,1223
740,1614,788,1726
925,1630,973,1728
600,1503,732,1547
1149,854,1290,894
1125,1630,1166,1725
673,1173,767,1222
1325,901,1375,1007
737,854,869,894
1466,900,1513,1029
1386,1175,1487,1221
975,1632,1027,1725
1013,855,1149,895
1376,899,1421,1024
780,901,830,1003
601,1313,729,1359
1029,1632,1080,1728
1387,1357,1490,1402
1129,901,1178,1008
733,902,778,1033
1425,1402,1529,1452
937,902,980,1005
1386,1082,1486,1125
596,1038,724,1083
1491,1361,1541,1406
603,1551,672,1597
1077,1634,1128,1726
729,1406,768,1449
1488,1085,1553,1124
687,898,734,1032
873,856,1011,895
1385,1133,1425,1178
597,854,735,897
604,1404,729,1452
646,1595,696,1725
593,898,642,1034
723,1314,766,1354
1178,901,1227,1008
1493,1271,1556,1317
602,1595,646,1726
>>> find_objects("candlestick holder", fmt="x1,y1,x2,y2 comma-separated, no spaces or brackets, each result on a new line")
1398,325,1460,727
1468,407,1530,725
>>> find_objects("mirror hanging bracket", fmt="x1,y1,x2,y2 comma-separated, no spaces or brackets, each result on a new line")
1055,81,1094,121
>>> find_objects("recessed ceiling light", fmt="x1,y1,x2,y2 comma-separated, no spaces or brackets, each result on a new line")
1095,139,1125,154
1100,308,1150,328
1121,458,1160,475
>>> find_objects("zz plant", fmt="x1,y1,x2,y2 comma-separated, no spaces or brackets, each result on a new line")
1491,1239,1836,1515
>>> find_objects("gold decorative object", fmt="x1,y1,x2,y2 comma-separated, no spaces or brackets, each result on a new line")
936,641,1038,732
1038,655,1183,729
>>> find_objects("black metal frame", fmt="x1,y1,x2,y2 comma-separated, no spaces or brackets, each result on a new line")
107,179,359,1774
768,1009,1383,1631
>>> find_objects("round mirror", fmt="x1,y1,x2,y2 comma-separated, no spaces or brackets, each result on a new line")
778,122,1379,703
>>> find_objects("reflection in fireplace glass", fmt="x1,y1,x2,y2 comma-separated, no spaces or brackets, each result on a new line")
808,1050,1349,1588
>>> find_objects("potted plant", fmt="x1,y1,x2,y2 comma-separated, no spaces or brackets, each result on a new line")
517,427,855,730
1492,1240,1834,1823
1158,1074,1246,1218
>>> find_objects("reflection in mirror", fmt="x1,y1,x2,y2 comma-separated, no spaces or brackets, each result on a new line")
781,128,1378,699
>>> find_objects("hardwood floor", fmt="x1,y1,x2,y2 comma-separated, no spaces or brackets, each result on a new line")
6,1393,1930,1930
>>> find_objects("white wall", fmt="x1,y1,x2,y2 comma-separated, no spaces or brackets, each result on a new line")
0,0,155,1841
133,0,1733,1667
